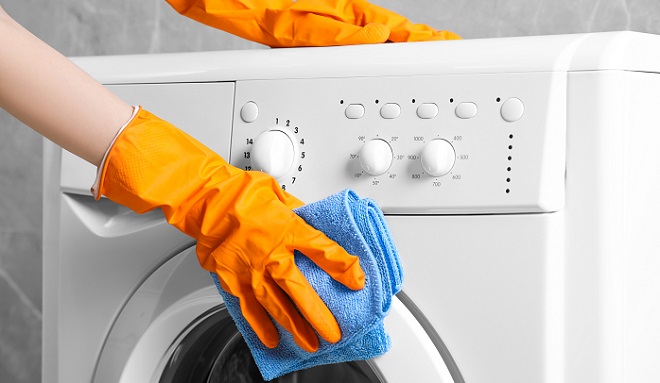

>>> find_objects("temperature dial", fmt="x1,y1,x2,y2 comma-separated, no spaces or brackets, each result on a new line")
359,139,393,176
421,139,456,177
251,129,297,179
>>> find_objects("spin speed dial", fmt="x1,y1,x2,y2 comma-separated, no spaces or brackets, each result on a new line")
421,139,456,177
251,129,298,179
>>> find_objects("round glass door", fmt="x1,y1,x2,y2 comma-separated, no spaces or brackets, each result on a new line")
96,247,456,383
159,306,382,383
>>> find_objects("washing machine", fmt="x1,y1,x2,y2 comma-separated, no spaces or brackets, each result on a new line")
43,31,660,383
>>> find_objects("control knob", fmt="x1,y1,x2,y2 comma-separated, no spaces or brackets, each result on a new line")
421,139,456,177
359,139,393,176
251,129,297,179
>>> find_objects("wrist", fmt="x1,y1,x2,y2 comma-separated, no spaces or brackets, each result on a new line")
91,105,140,198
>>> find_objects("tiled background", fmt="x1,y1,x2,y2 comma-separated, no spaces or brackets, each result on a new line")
2,0,660,382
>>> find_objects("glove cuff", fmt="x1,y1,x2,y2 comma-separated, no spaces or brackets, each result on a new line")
91,105,140,199
94,108,239,216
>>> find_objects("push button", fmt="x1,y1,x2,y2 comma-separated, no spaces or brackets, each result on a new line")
501,98,524,122
380,103,401,119
240,101,259,123
416,103,438,119
455,102,477,119
345,104,365,119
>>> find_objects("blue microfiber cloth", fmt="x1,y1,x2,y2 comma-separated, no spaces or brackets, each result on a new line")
210,189,404,380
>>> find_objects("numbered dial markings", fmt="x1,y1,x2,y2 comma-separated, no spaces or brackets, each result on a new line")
251,129,296,179
421,139,456,177
242,118,307,191
359,139,394,176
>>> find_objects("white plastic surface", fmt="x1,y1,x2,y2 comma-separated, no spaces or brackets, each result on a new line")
345,104,365,119
501,97,524,122
559,71,660,383
416,103,439,119
380,103,401,119
50,195,192,383
230,73,566,214
359,139,394,176
72,32,660,85
240,101,259,123
455,102,478,119
372,298,455,382
118,290,219,383
420,139,456,177
251,129,296,179
387,213,566,383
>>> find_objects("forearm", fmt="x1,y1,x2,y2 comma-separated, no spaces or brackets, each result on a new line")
0,7,132,166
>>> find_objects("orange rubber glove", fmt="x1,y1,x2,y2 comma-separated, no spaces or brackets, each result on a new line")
165,0,460,47
95,108,365,352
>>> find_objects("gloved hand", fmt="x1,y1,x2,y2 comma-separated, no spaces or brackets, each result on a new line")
94,108,365,352
165,0,460,47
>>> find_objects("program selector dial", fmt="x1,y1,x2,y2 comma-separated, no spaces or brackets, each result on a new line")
359,138,393,176
251,129,297,179
421,139,456,177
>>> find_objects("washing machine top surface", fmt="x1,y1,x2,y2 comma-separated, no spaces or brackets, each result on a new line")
72,31,660,85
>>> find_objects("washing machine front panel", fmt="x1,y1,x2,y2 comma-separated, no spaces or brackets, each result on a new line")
387,212,565,383
50,194,191,383
230,73,566,214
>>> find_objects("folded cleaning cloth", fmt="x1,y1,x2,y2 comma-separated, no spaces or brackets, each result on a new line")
210,189,404,380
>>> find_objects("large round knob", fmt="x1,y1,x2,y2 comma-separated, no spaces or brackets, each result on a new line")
359,139,393,176
251,129,296,179
421,139,456,177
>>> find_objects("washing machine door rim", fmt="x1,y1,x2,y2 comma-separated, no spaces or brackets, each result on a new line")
93,246,458,383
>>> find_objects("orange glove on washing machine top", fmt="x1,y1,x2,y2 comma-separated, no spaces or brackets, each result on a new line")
94,108,366,353
165,0,460,47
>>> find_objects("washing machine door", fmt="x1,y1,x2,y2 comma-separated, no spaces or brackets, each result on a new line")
93,247,457,383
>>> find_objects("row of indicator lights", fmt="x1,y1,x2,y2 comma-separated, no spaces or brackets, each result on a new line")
506,133,514,194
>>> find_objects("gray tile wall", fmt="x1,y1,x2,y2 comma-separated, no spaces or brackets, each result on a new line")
1,0,660,382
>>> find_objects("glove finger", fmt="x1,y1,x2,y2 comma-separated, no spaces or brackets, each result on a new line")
255,277,321,352
301,14,390,46
291,219,366,291
358,1,460,43
273,186,305,210
270,261,342,345
217,272,280,349
165,0,282,47
166,0,278,14
267,12,389,47
389,25,461,43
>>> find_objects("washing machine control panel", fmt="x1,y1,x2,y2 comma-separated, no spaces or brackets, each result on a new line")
230,73,566,214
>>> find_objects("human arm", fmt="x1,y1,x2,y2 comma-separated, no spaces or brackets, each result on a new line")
0,5,365,352
0,5,132,166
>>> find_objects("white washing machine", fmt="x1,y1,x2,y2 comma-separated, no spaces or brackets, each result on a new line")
43,32,660,383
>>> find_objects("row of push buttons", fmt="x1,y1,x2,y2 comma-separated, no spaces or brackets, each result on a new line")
344,97,525,122
239,97,525,124
345,103,405,119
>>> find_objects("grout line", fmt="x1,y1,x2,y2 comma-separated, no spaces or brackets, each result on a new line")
0,267,42,321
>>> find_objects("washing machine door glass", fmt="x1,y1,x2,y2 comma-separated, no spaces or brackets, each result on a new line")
158,306,382,383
